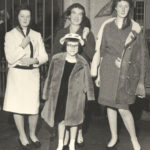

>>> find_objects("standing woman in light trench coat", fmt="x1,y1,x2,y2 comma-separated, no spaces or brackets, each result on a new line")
3,4,48,150
91,0,150,150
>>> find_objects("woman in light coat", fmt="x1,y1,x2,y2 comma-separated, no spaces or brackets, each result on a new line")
3,4,48,150
91,0,149,150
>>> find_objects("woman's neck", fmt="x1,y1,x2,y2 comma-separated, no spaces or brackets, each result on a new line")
20,25,27,30
66,54,77,63
69,24,80,33
115,17,125,29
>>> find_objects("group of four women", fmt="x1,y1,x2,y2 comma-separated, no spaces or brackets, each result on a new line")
2,0,149,150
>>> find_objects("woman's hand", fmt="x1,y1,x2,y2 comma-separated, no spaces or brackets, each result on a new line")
115,57,121,68
135,82,145,98
20,36,30,49
82,27,90,40
20,58,39,66
95,76,100,87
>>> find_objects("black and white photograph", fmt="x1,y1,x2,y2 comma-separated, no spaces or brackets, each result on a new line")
0,0,150,150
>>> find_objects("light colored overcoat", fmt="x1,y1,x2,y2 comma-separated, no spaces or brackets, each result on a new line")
3,28,48,114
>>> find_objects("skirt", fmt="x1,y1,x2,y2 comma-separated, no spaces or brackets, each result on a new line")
3,67,40,114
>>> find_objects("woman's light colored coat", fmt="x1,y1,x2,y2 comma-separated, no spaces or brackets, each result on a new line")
3,28,48,114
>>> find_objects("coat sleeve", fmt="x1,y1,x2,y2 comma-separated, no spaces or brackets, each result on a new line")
140,33,150,86
33,33,48,67
42,57,54,100
84,64,95,101
91,25,107,77
53,30,63,54
82,31,95,62
138,33,147,84
4,32,26,65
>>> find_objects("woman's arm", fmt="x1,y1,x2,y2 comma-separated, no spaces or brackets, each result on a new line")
91,25,107,77
4,32,26,65
33,33,48,67
82,31,96,62
135,33,147,98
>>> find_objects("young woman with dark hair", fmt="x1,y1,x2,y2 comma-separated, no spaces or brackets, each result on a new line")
3,4,48,150
91,0,149,150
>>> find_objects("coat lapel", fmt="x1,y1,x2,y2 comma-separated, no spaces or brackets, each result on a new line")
70,55,84,77
124,31,137,49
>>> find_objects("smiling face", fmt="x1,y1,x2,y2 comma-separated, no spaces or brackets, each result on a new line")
18,10,31,28
66,41,79,56
115,0,130,18
70,8,83,26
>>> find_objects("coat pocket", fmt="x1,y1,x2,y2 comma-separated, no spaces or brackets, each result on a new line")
125,75,139,95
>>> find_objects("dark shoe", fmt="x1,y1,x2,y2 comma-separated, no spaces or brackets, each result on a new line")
18,139,31,150
106,140,119,150
76,141,85,147
30,139,41,148
63,145,69,150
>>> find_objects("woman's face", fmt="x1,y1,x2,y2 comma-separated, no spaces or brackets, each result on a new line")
115,1,130,18
18,10,31,28
66,41,79,56
70,8,83,26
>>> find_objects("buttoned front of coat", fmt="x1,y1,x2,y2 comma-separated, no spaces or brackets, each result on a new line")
41,53,95,127
116,31,149,104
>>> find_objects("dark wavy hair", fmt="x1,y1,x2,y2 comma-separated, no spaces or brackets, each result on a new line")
112,0,133,11
64,3,86,26
112,0,133,29
61,38,83,53
15,4,32,26
65,3,86,18
56,3,91,32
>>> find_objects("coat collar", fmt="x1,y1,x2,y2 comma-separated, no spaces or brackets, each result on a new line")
96,17,141,52
124,20,141,48
54,53,85,75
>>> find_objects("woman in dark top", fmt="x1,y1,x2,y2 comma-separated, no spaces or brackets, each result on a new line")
91,0,149,150
53,3,95,64
53,3,95,146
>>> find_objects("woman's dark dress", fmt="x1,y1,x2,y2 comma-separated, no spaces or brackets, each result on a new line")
54,61,75,123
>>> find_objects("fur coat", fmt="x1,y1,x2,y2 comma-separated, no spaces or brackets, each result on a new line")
41,53,95,127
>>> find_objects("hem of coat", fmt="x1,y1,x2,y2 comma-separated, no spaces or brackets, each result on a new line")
88,96,95,101
98,97,130,110
64,119,84,126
